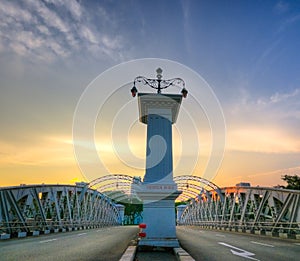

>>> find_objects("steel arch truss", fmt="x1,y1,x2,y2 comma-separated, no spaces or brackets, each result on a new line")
89,174,141,203
89,174,222,203
178,186,300,236
0,184,121,234
174,175,223,202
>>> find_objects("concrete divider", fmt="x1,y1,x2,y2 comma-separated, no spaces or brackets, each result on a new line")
279,232,288,239
32,231,40,236
1,233,11,240
18,232,27,238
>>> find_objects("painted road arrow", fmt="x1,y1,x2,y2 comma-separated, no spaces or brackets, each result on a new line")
218,242,260,260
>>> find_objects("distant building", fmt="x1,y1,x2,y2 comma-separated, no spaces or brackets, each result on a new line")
130,176,142,197
236,182,251,187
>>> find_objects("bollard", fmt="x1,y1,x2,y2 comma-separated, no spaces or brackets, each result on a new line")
139,223,146,229
138,223,147,238
139,232,146,238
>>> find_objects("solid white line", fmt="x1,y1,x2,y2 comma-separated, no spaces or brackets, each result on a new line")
39,238,57,243
251,241,274,248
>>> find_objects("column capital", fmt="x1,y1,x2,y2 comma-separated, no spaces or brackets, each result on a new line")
138,93,182,124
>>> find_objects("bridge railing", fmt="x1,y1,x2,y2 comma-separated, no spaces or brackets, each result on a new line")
0,184,121,236
178,220,300,235
178,186,300,238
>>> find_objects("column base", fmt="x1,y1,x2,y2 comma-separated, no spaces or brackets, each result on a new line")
138,238,180,248
137,185,181,248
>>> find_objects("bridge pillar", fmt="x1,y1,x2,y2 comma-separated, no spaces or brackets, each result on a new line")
136,93,183,247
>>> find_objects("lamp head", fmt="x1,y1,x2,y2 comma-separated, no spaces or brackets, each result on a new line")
181,88,188,98
131,86,138,97
156,67,163,80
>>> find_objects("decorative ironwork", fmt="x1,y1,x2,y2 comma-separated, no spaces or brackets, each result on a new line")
131,68,187,96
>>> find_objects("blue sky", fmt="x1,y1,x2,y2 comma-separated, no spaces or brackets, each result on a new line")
0,0,299,187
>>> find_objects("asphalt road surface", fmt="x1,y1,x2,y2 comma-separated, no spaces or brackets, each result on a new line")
177,226,300,261
0,226,138,261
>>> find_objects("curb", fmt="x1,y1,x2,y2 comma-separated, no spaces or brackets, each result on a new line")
182,226,300,241
174,247,195,261
119,246,137,261
0,225,120,240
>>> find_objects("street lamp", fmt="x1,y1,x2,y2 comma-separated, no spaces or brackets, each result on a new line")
131,68,188,97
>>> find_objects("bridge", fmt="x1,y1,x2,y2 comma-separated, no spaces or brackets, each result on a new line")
0,175,299,260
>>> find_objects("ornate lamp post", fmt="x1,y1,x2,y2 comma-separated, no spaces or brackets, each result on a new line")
131,68,187,248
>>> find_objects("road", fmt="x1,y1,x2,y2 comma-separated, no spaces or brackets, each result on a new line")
0,226,138,261
177,226,300,261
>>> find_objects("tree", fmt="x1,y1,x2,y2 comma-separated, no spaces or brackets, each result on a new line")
281,175,300,190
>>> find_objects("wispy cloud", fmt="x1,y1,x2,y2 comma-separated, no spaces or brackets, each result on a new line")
277,14,300,33
226,88,300,153
273,1,290,14
0,137,75,166
0,0,124,63
248,166,300,178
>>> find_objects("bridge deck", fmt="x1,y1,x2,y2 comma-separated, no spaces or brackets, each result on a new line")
0,226,138,261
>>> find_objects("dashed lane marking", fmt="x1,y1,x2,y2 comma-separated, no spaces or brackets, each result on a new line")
77,233,87,236
39,239,57,243
251,241,274,248
215,234,226,237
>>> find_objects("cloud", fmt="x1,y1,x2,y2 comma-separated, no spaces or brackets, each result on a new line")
277,14,300,33
0,0,124,63
248,166,300,178
269,89,299,103
0,136,75,167
226,88,300,153
44,0,82,21
273,1,290,14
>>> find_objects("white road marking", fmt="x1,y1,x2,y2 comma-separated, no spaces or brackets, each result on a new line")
251,241,274,247
77,233,87,236
295,243,300,246
39,238,57,243
215,234,226,237
218,242,260,260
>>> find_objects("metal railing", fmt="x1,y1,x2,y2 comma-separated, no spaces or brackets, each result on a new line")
178,186,300,237
0,184,121,235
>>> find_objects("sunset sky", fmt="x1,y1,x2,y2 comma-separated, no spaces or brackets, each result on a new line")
0,0,299,188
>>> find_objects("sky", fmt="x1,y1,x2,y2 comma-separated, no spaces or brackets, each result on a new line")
0,0,299,188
